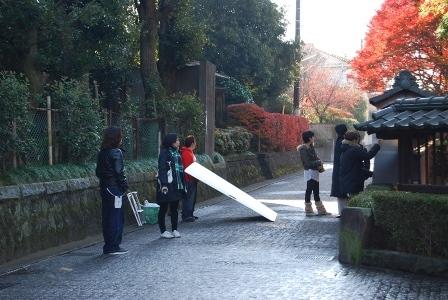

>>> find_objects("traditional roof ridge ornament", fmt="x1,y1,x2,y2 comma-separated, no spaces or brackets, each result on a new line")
392,70,419,89
369,70,434,108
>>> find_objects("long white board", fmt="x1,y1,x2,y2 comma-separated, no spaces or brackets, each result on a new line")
185,162,277,222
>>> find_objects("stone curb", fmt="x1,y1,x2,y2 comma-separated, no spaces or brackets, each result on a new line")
362,249,448,278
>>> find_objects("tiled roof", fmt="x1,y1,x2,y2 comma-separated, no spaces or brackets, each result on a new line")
369,70,433,106
355,96,448,133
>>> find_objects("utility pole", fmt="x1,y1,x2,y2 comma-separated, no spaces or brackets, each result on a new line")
293,0,301,115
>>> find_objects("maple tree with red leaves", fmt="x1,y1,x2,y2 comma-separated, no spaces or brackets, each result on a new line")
351,0,448,94
300,64,361,124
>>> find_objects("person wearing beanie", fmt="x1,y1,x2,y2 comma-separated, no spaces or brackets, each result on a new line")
156,133,186,239
297,130,330,216
330,124,348,218
339,131,381,199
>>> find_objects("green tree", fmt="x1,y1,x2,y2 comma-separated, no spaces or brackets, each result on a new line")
0,72,34,167
158,0,207,93
50,78,102,163
194,0,298,104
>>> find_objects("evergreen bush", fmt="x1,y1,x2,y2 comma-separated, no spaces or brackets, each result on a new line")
158,93,205,142
49,78,102,163
215,127,252,155
0,72,34,167
373,191,448,258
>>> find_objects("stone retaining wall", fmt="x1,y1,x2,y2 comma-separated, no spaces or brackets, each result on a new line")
0,151,302,264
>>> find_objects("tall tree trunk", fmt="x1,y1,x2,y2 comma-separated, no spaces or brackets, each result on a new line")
23,28,44,106
158,0,177,94
136,0,162,117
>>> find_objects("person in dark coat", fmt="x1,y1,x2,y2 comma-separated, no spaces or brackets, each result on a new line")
157,133,186,239
330,124,348,217
339,131,381,198
96,127,129,255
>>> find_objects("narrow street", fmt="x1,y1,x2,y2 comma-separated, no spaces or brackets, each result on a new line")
1,164,447,299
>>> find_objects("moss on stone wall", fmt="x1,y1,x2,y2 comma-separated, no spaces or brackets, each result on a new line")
340,228,363,265
0,151,302,264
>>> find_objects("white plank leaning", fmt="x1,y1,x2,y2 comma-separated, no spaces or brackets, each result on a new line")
184,162,277,222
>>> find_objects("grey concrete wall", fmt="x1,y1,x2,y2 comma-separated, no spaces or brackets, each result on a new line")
0,151,303,264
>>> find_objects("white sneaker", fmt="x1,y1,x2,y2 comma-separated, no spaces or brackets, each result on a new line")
172,230,181,238
161,231,174,239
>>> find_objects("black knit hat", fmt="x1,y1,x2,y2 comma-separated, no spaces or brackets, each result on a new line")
335,124,348,137
163,133,178,148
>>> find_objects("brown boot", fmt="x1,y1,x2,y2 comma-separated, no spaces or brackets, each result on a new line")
305,202,315,216
315,201,330,215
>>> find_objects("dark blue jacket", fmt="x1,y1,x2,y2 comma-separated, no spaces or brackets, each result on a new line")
339,141,380,197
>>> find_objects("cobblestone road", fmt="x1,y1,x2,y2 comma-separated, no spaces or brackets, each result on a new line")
1,164,447,299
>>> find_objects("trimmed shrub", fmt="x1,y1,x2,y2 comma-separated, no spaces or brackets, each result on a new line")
348,185,392,208
215,127,252,155
227,103,309,152
372,191,448,258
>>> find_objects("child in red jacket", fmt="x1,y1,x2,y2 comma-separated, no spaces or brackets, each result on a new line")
180,135,198,222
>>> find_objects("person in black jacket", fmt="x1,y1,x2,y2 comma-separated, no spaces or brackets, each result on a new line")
157,133,186,239
330,124,348,217
339,131,381,198
95,127,129,255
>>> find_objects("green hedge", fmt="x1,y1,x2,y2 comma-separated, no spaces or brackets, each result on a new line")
0,159,158,186
372,191,448,258
215,126,252,155
348,184,391,208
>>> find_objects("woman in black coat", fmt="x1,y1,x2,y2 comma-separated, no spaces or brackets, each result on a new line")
339,131,381,198
96,127,129,255
330,124,348,217
157,133,186,239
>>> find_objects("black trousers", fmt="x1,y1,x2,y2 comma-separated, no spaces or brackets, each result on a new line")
305,179,320,203
101,186,124,253
158,200,179,233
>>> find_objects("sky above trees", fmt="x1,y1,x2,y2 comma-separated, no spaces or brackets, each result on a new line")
272,0,384,58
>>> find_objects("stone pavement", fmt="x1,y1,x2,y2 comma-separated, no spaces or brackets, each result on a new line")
1,164,447,300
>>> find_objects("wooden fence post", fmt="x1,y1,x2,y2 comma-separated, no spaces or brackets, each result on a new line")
12,119,17,169
47,96,53,166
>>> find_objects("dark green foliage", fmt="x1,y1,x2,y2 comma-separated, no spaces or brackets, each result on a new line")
0,72,34,162
49,79,102,163
349,187,448,258
0,159,158,186
348,185,392,208
195,0,298,103
372,191,448,258
217,77,254,105
158,93,205,142
215,127,252,155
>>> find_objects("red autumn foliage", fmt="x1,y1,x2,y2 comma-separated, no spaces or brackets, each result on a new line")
351,0,448,94
227,104,309,152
